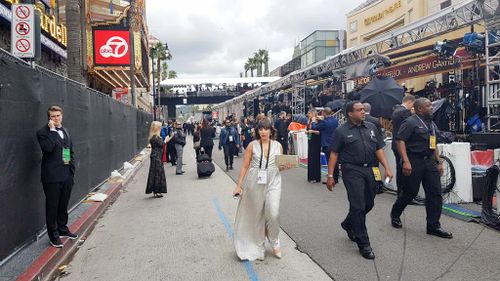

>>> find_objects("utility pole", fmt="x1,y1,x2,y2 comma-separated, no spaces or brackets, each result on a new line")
128,0,136,107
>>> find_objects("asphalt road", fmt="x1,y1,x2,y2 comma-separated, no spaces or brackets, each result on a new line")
212,141,500,281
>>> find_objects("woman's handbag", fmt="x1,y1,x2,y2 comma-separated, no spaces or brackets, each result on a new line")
194,140,201,149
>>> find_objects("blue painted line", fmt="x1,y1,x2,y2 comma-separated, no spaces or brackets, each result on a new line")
212,197,259,281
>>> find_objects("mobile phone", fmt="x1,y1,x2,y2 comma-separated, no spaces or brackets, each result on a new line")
385,177,391,184
233,193,240,199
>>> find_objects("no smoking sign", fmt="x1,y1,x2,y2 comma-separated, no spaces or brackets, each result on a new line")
11,4,35,58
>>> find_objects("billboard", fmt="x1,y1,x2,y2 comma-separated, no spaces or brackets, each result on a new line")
93,30,130,66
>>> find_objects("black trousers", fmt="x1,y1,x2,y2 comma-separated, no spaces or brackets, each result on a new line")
202,145,214,158
42,177,73,239
392,148,403,195
168,141,177,165
322,146,339,182
391,156,442,229
341,164,376,248
223,143,237,166
279,137,288,155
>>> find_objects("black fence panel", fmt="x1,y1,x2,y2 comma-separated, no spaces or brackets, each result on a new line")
0,55,152,261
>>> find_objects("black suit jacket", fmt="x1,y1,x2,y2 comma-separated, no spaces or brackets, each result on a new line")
200,127,216,147
391,106,412,150
36,125,75,183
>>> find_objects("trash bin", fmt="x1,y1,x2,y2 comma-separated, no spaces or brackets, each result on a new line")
472,172,488,202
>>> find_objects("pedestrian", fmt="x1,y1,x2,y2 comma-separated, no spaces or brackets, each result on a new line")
36,105,78,248
193,124,201,157
326,101,393,259
219,119,240,171
173,121,187,175
200,118,216,158
233,119,290,261
241,117,253,149
391,94,415,195
160,121,170,163
390,98,453,239
166,120,177,166
311,107,339,182
306,109,321,183
363,103,384,194
146,121,170,198
274,111,289,155
363,103,383,136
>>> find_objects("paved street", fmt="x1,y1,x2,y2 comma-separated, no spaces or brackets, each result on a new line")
62,140,331,281
61,138,500,281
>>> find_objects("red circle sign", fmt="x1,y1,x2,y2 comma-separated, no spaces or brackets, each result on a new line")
15,22,30,35
15,6,30,19
15,39,31,53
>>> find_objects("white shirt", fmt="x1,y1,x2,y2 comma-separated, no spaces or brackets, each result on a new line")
50,127,65,139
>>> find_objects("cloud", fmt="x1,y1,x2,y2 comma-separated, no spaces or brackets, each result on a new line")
146,0,365,79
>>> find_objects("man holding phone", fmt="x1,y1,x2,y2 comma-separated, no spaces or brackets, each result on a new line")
36,105,78,248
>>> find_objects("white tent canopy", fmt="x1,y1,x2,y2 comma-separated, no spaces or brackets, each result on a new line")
159,77,281,87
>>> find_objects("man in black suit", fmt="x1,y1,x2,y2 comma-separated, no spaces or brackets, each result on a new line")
274,111,288,155
363,103,382,136
391,95,415,195
36,105,78,248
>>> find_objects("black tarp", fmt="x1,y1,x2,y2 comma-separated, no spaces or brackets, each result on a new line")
0,54,152,261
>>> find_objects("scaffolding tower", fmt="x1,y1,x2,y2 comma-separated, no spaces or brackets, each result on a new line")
291,84,306,116
482,0,500,130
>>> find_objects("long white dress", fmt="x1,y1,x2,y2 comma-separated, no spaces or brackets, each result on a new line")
234,140,282,261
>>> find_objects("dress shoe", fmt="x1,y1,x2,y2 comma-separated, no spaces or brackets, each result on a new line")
427,228,453,239
359,246,375,259
391,217,403,228
49,237,64,248
60,231,78,240
226,166,229,171
175,172,183,175
230,166,234,170
341,222,356,242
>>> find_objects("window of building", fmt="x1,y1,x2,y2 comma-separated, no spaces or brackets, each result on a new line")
350,21,358,33
440,0,451,9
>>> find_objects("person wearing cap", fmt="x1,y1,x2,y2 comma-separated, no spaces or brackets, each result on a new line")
326,101,393,260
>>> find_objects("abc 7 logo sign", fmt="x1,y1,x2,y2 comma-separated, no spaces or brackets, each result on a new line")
99,36,128,59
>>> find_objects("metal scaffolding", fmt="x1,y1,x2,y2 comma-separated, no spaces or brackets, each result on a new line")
291,84,306,116
482,0,500,130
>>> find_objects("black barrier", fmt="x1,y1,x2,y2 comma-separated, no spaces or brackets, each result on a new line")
0,53,152,261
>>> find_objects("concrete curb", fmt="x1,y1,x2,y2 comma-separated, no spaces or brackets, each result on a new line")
16,151,149,281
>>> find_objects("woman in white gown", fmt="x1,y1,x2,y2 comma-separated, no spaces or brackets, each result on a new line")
233,119,286,261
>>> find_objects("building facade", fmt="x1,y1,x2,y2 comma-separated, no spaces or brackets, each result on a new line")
296,30,346,68
346,0,481,93
0,0,68,75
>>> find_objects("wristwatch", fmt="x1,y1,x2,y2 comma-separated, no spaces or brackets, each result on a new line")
327,174,334,178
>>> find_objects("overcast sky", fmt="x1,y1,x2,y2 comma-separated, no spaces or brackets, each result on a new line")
146,0,365,79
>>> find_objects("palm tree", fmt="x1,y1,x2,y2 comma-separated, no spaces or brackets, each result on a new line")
254,52,263,77
244,61,250,77
66,0,84,83
168,71,178,79
259,49,269,77
161,62,168,80
247,57,257,77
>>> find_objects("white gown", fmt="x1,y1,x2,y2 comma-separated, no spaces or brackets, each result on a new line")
234,140,282,261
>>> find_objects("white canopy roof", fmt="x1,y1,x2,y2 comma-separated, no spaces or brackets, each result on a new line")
159,76,281,86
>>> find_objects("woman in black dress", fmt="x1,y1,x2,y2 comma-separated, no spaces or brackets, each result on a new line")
306,109,321,182
146,121,170,198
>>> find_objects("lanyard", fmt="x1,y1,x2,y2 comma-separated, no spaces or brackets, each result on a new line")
415,115,435,136
259,140,271,169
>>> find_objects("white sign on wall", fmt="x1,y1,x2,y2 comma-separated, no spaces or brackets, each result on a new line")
11,4,34,58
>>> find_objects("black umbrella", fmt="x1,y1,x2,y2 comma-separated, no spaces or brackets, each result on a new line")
359,76,404,118
325,99,346,111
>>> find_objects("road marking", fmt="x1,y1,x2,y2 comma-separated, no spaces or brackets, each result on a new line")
212,197,259,281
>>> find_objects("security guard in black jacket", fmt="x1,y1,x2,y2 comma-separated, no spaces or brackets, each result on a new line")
326,101,393,259
390,98,453,239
